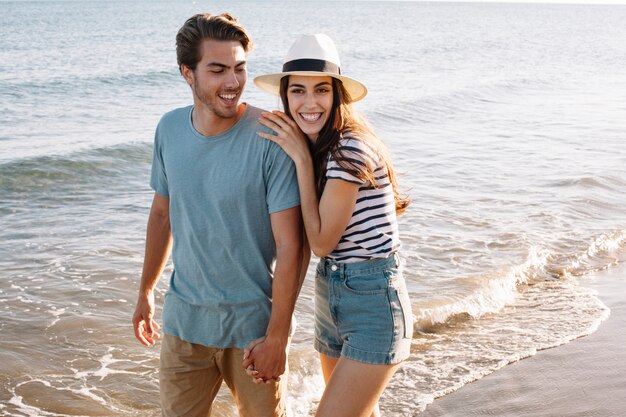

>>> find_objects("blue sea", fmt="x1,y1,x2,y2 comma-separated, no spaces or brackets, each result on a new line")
1,1,626,416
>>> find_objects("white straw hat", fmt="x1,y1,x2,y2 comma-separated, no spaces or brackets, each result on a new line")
254,34,367,102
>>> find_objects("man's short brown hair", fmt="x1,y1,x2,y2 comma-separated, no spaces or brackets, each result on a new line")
176,12,253,73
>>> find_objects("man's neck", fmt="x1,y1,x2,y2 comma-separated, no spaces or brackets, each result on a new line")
191,103,247,137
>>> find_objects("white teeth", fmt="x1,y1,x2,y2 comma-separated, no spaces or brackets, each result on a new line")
301,113,322,121
220,94,237,100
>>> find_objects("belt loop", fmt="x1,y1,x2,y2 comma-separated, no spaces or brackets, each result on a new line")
322,257,330,274
393,252,400,268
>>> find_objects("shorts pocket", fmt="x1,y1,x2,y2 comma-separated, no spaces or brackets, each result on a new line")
343,271,389,295
396,287,413,339
388,273,413,339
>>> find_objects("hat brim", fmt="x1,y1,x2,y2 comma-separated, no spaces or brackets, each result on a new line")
254,71,368,102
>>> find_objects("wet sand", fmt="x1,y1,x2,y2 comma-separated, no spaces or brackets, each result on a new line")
419,262,626,417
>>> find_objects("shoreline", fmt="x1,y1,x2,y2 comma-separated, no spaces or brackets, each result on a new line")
419,262,626,417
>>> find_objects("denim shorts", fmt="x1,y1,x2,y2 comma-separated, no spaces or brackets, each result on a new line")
314,253,413,365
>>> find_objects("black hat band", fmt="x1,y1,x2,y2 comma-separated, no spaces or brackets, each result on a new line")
282,59,341,74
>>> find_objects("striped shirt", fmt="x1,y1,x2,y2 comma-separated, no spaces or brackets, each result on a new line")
325,136,401,263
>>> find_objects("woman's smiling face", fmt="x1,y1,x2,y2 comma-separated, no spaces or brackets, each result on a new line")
286,75,334,142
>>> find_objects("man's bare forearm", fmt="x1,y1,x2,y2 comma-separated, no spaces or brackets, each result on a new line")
133,193,172,346
265,236,304,342
139,194,172,294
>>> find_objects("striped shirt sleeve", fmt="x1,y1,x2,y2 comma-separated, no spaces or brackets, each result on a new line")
325,137,379,185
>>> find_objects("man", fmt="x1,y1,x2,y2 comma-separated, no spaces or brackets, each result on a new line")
132,13,303,417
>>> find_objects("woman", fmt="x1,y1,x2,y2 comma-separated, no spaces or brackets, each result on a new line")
251,34,413,417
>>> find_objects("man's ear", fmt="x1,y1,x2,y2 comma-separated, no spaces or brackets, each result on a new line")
181,65,194,86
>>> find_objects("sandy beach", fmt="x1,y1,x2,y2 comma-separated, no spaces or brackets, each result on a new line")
419,262,626,417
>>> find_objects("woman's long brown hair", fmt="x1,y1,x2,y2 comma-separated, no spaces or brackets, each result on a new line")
280,76,410,215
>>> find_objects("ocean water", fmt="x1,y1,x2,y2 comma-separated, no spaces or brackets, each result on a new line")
1,1,626,416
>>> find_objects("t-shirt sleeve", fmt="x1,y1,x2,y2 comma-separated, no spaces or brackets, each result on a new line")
325,138,378,185
265,142,301,213
149,123,169,197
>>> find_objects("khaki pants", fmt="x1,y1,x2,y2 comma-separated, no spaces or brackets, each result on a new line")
160,334,288,417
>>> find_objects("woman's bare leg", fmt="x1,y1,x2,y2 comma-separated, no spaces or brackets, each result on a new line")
319,353,339,384
315,356,399,417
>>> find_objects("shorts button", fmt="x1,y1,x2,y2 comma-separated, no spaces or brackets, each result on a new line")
331,265,338,271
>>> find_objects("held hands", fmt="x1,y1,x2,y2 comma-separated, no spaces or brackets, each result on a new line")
132,290,161,346
257,111,310,165
242,336,287,385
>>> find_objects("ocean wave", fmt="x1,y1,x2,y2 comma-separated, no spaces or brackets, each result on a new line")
2,70,179,99
4,348,134,417
401,279,610,414
413,245,549,330
546,174,626,190
368,76,556,128
412,229,626,331
563,229,626,274
0,142,152,193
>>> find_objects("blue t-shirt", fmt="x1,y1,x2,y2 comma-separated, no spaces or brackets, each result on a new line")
150,104,300,349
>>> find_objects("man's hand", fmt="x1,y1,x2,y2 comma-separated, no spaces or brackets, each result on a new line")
242,336,288,384
132,290,161,346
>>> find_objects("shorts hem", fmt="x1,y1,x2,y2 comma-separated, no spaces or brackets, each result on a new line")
342,342,411,365
314,338,411,365
314,338,342,359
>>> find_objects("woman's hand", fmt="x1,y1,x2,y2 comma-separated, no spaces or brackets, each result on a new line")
257,111,311,165
242,336,286,384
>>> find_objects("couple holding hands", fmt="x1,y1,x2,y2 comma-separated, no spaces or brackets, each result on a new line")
132,12,412,417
